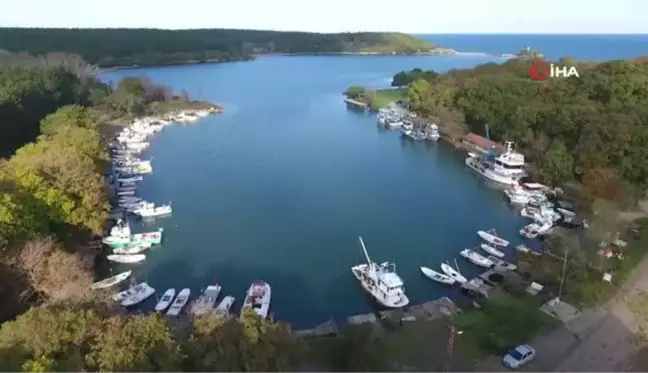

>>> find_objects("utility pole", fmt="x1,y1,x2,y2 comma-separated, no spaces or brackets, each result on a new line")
558,245,569,300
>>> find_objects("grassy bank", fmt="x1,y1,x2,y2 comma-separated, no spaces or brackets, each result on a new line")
343,86,408,110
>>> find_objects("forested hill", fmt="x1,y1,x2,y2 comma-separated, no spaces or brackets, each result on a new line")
0,28,437,67
402,57,648,204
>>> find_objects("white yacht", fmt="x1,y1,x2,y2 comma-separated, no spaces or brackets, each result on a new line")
465,141,527,185
351,236,409,308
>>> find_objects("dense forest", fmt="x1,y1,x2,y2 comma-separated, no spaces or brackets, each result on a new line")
0,28,436,67
400,57,648,205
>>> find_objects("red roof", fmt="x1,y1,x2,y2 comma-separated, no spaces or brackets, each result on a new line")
463,133,506,153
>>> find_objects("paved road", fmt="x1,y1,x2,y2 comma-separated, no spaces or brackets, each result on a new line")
477,241,648,372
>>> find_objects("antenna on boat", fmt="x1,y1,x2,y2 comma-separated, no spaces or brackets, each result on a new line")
453,258,460,272
358,236,372,263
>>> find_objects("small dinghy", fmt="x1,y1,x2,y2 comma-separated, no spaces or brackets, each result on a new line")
480,243,505,258
91,270,132,290
477,229,510,247
154,288,176,312
460,249,494,268
112,243,152,255
106,254,146,263
120,283,156,307
420,266,456,285
440,262,467,284
214,296,236,318
167,288,191,317
240,280,271,320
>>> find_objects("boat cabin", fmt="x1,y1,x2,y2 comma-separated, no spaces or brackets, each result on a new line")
462,133,506,155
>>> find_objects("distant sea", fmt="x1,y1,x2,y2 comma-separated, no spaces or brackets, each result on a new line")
418,34,648,61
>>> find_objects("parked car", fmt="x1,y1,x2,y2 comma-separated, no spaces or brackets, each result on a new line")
502,344,536,369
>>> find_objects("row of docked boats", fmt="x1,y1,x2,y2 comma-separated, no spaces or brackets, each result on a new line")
351,229,515,308
420,229,513,286
109,116,175,220
376,104,440,142
101,219,163,263
108,280,271,319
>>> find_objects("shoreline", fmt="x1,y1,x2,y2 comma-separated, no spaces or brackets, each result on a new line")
98,49,519,72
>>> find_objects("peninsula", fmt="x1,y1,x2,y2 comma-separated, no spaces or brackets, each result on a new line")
0,28,444,68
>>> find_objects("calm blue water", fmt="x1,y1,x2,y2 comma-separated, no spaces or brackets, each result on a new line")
419,34,648,60
100,34,644,328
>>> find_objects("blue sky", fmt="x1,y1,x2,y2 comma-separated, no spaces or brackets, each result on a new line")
0,0,645,33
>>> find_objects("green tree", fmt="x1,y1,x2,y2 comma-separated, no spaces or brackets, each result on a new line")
344,86,366,99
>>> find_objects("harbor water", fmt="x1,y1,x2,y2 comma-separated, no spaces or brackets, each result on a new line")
99,36,648,328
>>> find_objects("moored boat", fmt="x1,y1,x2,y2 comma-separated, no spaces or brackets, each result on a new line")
120,283,156,307
154,288,176,312
460,249,494,268
477,229,510,247
214,295,235,318
190,284,222,316
240,281,272,319
91,270,132,290
440,262,467,284
480,243,505,258
113,282,154,303
420,266,456,285
350,236,409,308
103,228,164,248
167,288,191,317
112,242,152,255
134,203,172,218
106,254,146,263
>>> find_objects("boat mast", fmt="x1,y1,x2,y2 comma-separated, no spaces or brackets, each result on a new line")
358,236,372,264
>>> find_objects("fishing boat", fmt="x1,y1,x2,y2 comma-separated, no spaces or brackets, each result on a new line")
350,236,409,308
120,283,156,307
240,280,272,319
426,123,440,141
112,243,152,255
460,249,494,268
91,270,132,290
504,184,532,204
420,266,456,285
103,229,164,248
133,203,172,218
154,288,176,312
480,243,505,258
190,284,222,316
214,296,235,318
477,229,510,247
440,262,467,284
167,288,191,317
106,254,146,263
465,140,527,185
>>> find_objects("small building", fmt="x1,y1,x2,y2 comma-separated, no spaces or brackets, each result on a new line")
462,133,506,155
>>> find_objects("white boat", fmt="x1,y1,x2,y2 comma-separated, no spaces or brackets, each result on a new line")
477,230,510,247
440,262,467,284
154,288,176,312
113,282,153,302
465,141,527,185
120,283,156,307
480,243,505,258
134,203,172,218
240,280,272,319
112,242,152,255
460,249,494,268
106,254,146,263
190,284,222,316
350,237,409,308
167,288,191,317
426,124,440,141
91,270,132,290
557,207,576,218
420,266,456,285
504,184,531,204
214,295,235,317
